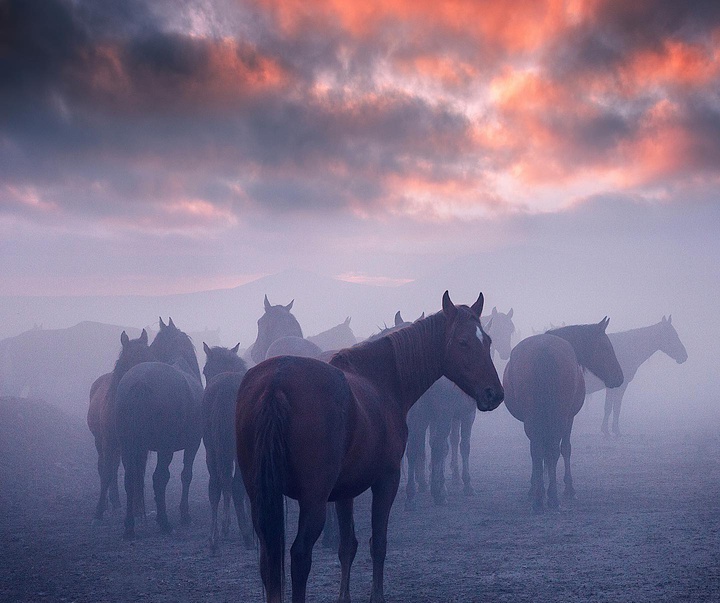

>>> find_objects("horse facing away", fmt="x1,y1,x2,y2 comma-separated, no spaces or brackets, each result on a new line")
503,318,624,513
202,342,254,551
236,291,504,603
116,317,204,538
583,316,688,436
89,329,152,521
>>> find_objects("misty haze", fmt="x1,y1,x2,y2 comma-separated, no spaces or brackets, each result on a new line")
1,1,720,602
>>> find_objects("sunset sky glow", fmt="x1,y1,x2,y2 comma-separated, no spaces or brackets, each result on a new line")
1,0,719,295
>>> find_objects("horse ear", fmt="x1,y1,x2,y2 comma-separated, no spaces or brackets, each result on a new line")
345,317,351,325
121,331,129,346
159,317,166,329
203,342,211,355
598,316,610,331
418,312,425,321
507,308,514,319
264,294,272,312
140,329,148,344
286,299,294,311
395,311,403,326
168,317,176,328
492,306,498,316
442,291,458,320
667,315,672,324
231,342,241,354
470,292,484,317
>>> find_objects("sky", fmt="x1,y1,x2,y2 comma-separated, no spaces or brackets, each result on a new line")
1,0,720,297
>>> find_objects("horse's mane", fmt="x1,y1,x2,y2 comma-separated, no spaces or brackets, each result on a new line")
151,325,202,381
386,312,446,403
546,324,599,372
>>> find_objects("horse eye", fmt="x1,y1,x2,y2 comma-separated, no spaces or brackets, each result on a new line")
458,339,469,348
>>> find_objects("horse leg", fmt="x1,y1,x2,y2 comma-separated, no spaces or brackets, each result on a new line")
561,419,575,499
460,411,476,496
322,502,339,549
545,437,561,510
290,500,326,603
336,497,358,603
180,441,200,525
529,438,545,514
404,427,422,510
602,390,612,436
429,416,451,505
609,385,627,437
122,447,145,539
207,450,222,552
94,437,109,521
232,463,254,548
369,470,400,603
153,450,173,534
449,417,461,481
220,459,233,539
109,443,122,510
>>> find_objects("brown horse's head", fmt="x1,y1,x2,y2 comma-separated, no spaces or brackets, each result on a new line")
203,342,246,384
113,329,152,384
250,295,303,364
549,318,624,388
441,291,504,412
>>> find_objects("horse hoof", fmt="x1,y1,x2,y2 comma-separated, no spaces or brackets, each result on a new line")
158,521,173,534
463,485,475,496
404,498,417,512
123,529,135,540
180,516,192,526
564,488,576,499
417,483,428,493
432,496,447,506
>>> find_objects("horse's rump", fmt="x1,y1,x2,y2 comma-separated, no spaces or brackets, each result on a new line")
236,356,350,501
116,361,203,452
504,334,584,427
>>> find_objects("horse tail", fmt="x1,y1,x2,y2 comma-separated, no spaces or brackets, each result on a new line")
119,381,151,519
255,384,290,594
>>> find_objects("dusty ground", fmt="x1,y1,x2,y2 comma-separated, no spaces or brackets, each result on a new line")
1,395,719,603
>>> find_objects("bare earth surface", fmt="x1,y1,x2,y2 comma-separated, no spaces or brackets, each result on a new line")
1,396,719,603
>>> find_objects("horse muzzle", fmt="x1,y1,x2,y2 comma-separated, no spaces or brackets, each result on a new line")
476,386,504,412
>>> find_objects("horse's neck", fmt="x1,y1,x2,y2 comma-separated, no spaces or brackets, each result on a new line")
387,313,446,412
610,325,662,373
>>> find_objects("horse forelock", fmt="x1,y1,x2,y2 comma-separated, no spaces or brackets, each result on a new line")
387,312,446,402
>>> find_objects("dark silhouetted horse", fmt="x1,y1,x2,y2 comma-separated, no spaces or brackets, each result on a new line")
116,317,204,538
201,342,254,551
236,291,504,603
583,316,687,436
250,296,303,364
406,307,516,508
89,329,152,521
503,318,624,513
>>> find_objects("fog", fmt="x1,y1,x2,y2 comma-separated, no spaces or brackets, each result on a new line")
2,198,718,437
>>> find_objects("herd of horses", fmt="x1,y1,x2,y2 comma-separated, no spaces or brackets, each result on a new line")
86,292,687,603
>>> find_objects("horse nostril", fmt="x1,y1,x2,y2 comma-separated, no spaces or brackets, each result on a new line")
485,387,503,403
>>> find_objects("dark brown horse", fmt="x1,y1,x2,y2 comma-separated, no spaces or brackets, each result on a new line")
406,306,516,508
116,318,204,538
89,329,152,521
583,316,688,436
236,291,504,603
503,318,624,513
250,296,303,364
201,342,254,551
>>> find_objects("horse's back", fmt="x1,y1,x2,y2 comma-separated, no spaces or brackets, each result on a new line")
265,336,322,360
503,334,584,424
87,372,113,436
116,361,203,451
